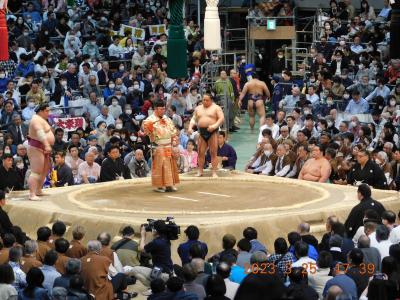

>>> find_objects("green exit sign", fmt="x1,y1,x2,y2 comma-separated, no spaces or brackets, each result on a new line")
267,19,276,30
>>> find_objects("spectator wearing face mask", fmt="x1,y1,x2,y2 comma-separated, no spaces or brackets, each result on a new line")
108,96,123,120
103,80,116,99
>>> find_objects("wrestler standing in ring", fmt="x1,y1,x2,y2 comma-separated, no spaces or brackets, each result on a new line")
27,103,55,200
238,74,271,130
188,93,224,178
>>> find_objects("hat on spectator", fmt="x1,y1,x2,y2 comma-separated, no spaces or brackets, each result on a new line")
87,135,97,141
107,124,115,130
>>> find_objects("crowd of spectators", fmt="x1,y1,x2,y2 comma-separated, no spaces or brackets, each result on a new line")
0,184,399,299
240,0,400,190
0,0,241,192
0,0,400,298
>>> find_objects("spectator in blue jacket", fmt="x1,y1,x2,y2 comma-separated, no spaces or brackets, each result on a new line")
15,54,34,78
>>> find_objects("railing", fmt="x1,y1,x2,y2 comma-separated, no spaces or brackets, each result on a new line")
222,28,247,58
284,47,308,74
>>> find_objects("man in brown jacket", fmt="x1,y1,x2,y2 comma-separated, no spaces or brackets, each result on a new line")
66,225,88,259
81,240,128,300
36,226,51,262
54,238,70,275
21,240,42,274
48,221,67,249
0,233,16,264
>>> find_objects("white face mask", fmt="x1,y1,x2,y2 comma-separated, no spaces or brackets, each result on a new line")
278,54,284,59
109,84,115,89
23,32,29,36
130,136,137,142
264,150,271,156
133,84,140,89
119,66,125,71
4,150,11,154
125,110,132,115
343,94,350,100
304,110,311,115
0,73,5,79
43,78,49,83
339,40,346,46
112,101,118,106
28,102,35,108
60,81,67,87
327,121,333,127
128,87,134,92
351,121,357,127
16,163,24,169
115,123,123,129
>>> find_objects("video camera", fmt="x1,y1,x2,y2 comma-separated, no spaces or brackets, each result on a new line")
143,217,180,240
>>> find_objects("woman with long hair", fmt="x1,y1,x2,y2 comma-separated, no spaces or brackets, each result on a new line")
18,268,49,300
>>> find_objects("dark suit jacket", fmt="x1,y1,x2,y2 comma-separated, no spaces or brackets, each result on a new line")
97,69,113,86
330,59,349,75
7,124,28,144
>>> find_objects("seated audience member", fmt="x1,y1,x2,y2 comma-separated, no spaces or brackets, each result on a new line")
0,190,14,237
236,239,252,268
297,222,318,250
81,240,127,299
53,259,81,290
18,268,49,300
308,251,333,299
77,151,101,184
99,146,131,182
127,149,150,178
291,241,317,274
54,238,71,275
40,250,61,292
111,226,140,267
8,246,27,292
288,231,318,261
266,237,295,276
20,240,43,274
286,267,319,300
322,263,358,300
215,262,239,300
0,264,17,299
178,225,208,266
182,263,207,300
36,227,52,263
66,225,88,259
243,227,267,254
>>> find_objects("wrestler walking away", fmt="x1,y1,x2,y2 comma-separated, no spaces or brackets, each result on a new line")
238,73,271,130
188,93,225,178
143,100,180,193
27,103,55,201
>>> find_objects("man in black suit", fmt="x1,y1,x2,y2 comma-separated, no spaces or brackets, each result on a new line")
0,154,23,191
7,114,28,145
344,184,386,238
330,50,349,76
0,190,13,238
97,62,112,86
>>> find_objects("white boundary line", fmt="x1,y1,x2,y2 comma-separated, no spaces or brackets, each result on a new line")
166,196,199,202
197,192,232,198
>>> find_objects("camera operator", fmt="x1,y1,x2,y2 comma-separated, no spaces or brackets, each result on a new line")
128,220,172,289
